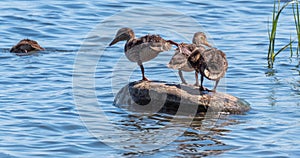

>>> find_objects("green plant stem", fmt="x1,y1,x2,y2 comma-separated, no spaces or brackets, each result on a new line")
268,0,297,68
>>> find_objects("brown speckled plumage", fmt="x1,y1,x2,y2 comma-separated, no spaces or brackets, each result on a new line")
109,27,177,81
188,47,228,92
168,32,210,85
10,39,45,53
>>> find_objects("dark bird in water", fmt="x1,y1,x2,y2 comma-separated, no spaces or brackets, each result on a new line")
187,47,228,92
168,32,211,85
109,27,178,81
10,39,45,53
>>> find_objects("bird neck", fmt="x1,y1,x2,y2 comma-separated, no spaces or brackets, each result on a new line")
128,32,135,40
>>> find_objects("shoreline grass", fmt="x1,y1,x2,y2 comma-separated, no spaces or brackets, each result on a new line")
293,1,300,56
268,0,296,68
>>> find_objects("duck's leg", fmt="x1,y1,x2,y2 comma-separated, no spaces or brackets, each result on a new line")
199,74,209,91
211,80,219,92
140,64,149,81
194,71,199,86
178,70,187,84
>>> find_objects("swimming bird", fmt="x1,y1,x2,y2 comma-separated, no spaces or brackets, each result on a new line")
109,27,178,81
187,47,228,92
10,39,45,53
168,32,211,85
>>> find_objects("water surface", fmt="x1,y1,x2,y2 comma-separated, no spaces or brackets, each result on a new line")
0,0,299,157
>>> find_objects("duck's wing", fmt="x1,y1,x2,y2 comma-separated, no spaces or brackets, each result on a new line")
167,43,195,69
126,35,172,52
168,50,189,69
148,35,172,52
125,35,172,63
200,48,228,80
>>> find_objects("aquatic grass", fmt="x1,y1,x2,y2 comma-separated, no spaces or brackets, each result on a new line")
293,1,300,55
290,34,294,57
268,0,296,68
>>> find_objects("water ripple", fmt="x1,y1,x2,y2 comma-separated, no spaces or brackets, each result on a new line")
0,0,299,157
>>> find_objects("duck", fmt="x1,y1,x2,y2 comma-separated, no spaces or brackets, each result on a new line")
10,39,45,53
187,47,228,92
109,27,178,81
167,32,211,85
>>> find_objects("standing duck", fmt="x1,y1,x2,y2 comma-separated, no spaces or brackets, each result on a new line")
188,47,228,92
10,39,45,53
109,27,178,81
168,32,211,85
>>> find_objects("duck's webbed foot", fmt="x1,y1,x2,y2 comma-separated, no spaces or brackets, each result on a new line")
200,86,217,92
199,86,208,91
207,88,216,93
142,77,149,81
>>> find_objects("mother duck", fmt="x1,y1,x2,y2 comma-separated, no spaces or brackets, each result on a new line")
109,27,178,81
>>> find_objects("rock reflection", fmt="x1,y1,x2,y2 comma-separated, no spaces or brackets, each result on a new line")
114,112,240,157
266,58,300,106
175,115,240,157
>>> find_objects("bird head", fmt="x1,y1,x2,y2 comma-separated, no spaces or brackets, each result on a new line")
109,27,135,46
192,32,211,47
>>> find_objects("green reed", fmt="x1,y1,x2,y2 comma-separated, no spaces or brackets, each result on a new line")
268,0,296,68
293,1,300,55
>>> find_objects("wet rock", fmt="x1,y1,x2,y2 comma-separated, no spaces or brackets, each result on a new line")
114,81,250,115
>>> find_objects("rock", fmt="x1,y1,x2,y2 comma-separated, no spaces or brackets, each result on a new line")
113,81,250,115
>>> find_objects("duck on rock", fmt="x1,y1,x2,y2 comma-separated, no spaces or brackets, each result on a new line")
168,32,211,85
187,47,228,92
109,27,178,81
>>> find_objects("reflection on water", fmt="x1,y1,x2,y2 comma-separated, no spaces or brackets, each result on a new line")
265,57,300,107
106,110,240,157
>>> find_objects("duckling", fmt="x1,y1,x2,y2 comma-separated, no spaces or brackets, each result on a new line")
188,47,228,92
168,32,211,85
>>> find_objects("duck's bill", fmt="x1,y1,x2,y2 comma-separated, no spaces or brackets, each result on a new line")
109,37,120,46
203,41,212,47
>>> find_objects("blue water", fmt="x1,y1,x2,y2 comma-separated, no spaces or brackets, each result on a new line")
1,0,300,157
